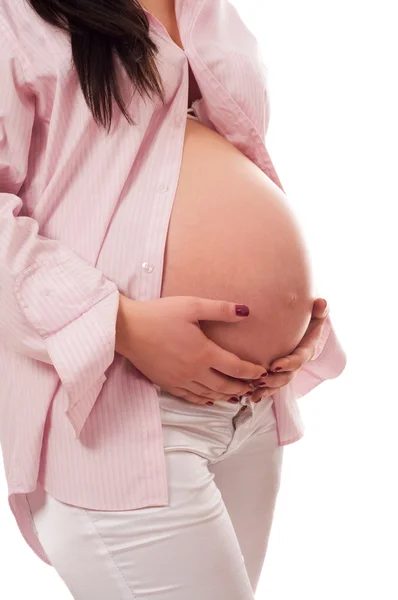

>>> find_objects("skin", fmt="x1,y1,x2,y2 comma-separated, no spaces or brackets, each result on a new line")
162,117,326,393
143,0,330,401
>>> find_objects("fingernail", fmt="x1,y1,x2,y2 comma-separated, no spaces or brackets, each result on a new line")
206,401,214,406
261,372,268,377
235,305,250,317
273,367,283,372
254,397,264,403
246,391,253,396
228,397,240,404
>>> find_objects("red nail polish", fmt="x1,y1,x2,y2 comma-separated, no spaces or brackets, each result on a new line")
235,305,250,317
246,391,253,396
228,397,240,404
273,367,283,372
261,372,268,377
206,401,214,406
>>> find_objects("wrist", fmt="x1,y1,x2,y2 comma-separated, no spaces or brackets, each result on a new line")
115,294,135,356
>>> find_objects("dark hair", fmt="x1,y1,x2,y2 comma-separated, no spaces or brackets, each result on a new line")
27,0,164,131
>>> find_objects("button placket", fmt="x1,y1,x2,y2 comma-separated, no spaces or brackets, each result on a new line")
232,396,254,430
174,114,184,127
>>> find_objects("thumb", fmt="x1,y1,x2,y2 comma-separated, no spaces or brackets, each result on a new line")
312,298,329,319
192,298,250,322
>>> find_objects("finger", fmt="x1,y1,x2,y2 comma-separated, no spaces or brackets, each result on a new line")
271,344,319,372
252,387,276,403
270,320,325,372
188,380,237,403
167,386,218,406
312,298,329,319
292,319,327,360
206,340,267,380
305,317,327,343
250,373,294,403
287,319,327,365
251,386,267,403
270,352,305,373
197,370,254,397
255,371,295,388
188,297,251,323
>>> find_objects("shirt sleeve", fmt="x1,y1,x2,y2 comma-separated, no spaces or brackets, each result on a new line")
0,21,120,437
291,315,347,399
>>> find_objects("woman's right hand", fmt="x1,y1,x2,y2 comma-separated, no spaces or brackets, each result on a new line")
115,294,267,404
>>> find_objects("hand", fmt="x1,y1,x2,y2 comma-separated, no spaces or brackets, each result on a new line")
116,294,267,405
250,298,329,403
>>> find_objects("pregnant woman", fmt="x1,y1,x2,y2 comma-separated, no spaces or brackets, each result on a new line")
0,1,346,598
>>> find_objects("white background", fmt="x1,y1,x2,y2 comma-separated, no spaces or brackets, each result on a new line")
1,0,397,598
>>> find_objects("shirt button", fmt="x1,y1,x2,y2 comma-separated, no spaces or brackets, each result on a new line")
142,262,154,274
159,183,169,193
174,115,184,126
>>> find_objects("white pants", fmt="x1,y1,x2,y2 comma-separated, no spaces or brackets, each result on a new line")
27,392,283,599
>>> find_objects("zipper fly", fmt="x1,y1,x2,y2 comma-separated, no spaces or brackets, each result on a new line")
232,404,248,430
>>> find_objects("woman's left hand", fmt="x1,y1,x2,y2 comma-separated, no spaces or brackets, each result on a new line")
250,298,329,403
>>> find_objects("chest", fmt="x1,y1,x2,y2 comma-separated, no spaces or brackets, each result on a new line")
141,0,201,106
24,0,269,151
143,0,184,49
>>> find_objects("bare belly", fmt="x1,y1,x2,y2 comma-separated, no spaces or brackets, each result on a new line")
161,116,315,370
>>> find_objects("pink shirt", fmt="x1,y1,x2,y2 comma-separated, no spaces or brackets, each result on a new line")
0,0,346,564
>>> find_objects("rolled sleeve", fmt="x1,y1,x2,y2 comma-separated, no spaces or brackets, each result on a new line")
14,255,119,436
292,318,347,400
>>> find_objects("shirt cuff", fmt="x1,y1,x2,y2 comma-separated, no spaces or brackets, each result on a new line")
311,315,332,361
14,253,120,436
293,323,347,400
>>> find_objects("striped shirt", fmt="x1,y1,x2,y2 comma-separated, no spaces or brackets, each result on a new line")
0,0,346,563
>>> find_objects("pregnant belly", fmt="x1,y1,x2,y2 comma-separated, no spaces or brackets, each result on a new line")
161,116,315,370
